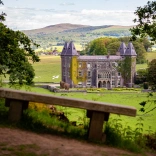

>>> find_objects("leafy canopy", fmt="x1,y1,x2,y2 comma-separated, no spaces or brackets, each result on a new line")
84,37,149,64
0,1,40,86
130,1,156,43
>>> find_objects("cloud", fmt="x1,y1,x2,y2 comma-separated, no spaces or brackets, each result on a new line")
60,2,75,6
0,7,136,30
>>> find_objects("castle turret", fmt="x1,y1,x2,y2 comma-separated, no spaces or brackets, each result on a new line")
122,42,137,87
65,41,79,56
61,42,69,56
60,41,79,87
124,42,137,56
118,42,127,56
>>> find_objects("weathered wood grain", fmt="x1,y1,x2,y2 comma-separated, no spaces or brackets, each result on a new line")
0,88,137,116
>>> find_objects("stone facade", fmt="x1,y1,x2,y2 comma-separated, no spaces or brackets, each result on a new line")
61,41,137,89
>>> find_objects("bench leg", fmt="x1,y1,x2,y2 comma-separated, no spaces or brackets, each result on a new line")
88,111,105,141
8,99,28,122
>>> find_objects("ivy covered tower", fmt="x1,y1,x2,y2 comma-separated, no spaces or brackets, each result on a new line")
118,42,137,87
61,41,79,87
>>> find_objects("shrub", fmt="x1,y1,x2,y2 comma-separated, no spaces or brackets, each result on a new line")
143,82,149,89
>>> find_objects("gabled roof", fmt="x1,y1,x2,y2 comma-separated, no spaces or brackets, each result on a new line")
61,41,79,56
124,42,137,56
118,42,127,56
61,42,69,56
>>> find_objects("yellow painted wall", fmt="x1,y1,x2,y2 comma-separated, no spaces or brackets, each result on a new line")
77,61,87,83
70,56,78,85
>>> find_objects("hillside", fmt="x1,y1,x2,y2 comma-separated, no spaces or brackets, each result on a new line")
23,23,89,35
22,23,133,50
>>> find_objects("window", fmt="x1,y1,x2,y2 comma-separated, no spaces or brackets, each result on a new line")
118,72,121,76
79,63,82,68
88,71,91,77
68,72,70,77
112,71,115,76
112,81,115,85
78,82,82,87
118,80,120,86
87,63,91,68
87,80,91,86
108,74,111,78
98,74,102,78
78,71,82,77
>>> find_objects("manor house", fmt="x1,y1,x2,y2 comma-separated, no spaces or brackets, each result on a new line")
60,41,137,89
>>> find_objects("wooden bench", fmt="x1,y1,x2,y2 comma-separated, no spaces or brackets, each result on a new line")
0,88,137,142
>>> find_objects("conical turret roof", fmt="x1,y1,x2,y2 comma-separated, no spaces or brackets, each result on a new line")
124,42,137,56
118,42,127,56
65,41,79,56
61,42,69,56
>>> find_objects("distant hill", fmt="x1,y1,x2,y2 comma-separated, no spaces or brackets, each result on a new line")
22,23,133,50
23,23,89,35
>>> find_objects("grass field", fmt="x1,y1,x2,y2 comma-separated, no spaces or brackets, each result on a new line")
51,91,156,133
33,56,61,83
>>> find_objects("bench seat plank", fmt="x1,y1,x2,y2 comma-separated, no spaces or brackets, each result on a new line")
0,88,136,116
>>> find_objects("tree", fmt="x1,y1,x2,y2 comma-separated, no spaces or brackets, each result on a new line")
147,59,156,90
107,41,121,55
130,1,156,43
0,1,40,86
85,37,117,55
135,69,148,84
140,37,152,52
132,41,147,63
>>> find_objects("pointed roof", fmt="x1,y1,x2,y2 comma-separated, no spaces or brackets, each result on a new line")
118,42,127,56
61,42,69,56
124,42,137,56
65,41,79,56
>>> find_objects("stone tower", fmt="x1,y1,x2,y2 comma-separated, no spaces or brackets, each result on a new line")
60,41,79,87
118,42,137,87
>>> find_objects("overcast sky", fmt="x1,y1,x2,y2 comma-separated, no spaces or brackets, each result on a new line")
0,0,150,30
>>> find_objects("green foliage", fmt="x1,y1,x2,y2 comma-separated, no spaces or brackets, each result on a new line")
135,69,148,84
147,59,156,89
133,41,147,63
107,41,121,55
143,82,149,89
118,57,132,85
105,117,142,153
0,98,8,122
130,1,156,43
139,92,156,114
85,37,117,55
20,107,87,139
84,36,148,64
0,2,40,86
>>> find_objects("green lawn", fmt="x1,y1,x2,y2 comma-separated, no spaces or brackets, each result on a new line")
33,56,61,83
52,91,156,133
15,86,156,134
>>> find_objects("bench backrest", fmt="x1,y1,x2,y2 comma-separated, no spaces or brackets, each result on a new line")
0,88,136,116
